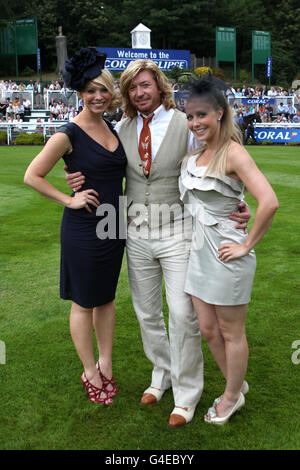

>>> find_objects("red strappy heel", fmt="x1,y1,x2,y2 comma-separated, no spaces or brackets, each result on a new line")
80,372,113,405
96,361,118,398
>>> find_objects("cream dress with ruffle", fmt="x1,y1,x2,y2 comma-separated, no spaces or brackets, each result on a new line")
179,154,256,306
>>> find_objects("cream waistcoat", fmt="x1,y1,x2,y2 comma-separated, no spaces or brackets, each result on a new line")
118,109,189,228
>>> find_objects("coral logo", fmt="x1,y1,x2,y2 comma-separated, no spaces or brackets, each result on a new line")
255,129,300,142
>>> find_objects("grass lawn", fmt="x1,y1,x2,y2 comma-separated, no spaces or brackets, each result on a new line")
0,145,299,451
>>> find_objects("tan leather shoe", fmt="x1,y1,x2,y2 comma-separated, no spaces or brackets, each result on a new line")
140,386,164,405
168,406,196,428
141,393,158,405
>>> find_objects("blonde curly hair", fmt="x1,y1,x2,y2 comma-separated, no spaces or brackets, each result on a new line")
120,59,176,117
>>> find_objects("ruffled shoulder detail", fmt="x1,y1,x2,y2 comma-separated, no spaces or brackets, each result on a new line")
179,154,244,200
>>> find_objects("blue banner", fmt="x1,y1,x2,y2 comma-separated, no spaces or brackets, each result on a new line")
97,47,190,71
267,56,272,77
242,98,275,105
254,127,300,143
37,48,41,71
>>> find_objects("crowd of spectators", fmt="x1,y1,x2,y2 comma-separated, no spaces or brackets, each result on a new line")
232,100,300,126
0,78,67,99
218,84,300,142
48,98,77,121
1,78,299,135
0,79,78,127
229,84,297,98
218,84,299,144
0,96,31,124
174,83,299,124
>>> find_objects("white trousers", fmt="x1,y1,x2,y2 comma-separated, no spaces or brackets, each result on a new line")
126,221,204,408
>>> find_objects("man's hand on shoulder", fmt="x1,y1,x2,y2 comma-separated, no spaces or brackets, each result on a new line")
229,201,251,231
64,164,85,192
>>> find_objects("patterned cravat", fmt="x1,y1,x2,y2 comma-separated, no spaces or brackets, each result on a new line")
138,114,154,177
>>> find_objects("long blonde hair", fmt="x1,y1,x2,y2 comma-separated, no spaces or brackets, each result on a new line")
119,59,176,117
186,77,242,176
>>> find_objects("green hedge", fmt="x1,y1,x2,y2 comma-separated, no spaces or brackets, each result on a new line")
14,133,44,145
247,139,300,146
0,131,7,145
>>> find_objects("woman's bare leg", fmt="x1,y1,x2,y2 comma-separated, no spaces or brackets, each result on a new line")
192,296,227,378
70,301,102,389
93,301,116,379
214,303,248,417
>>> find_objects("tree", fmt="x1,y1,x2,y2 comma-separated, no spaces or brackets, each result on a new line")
2,0,300,84
10,0,107,70
270,0,300,82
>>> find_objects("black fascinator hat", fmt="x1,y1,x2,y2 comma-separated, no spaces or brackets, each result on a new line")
188,73,229,97
63,47,107,91
186,73,229,111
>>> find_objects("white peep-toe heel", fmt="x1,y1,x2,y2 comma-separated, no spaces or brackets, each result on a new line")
204,393,245,426
213,381,249,407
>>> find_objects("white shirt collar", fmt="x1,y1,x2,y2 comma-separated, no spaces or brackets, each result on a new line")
138,104,165,121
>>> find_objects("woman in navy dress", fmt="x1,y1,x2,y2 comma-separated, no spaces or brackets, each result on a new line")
24,48,127,405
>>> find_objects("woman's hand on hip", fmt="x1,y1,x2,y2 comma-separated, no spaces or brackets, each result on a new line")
219,242,249,262
67,189,100,213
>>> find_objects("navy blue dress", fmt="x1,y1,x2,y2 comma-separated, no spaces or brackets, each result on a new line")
57,120,127,308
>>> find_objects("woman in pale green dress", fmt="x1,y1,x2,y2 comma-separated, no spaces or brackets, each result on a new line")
179,78,278,425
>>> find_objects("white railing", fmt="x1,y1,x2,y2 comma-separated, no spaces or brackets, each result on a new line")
254,122,300,128
0,122,69,145
0,89,78,111
2,121,299,146
0,90,34,107
45,90,78,111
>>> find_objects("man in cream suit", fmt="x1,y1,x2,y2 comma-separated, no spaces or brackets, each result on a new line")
117,61,205,428
66,59,250,427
